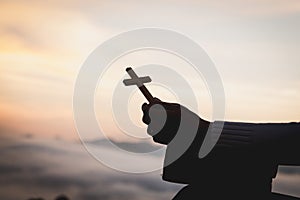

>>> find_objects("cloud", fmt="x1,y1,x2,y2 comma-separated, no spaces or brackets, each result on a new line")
0,135,181,200
87,138,165,154
278,166,300,175
1,132,300,199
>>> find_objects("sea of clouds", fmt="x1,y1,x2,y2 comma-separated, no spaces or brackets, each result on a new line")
0,132,299,200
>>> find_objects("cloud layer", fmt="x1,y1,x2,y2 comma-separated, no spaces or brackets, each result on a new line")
0,133,299,199
0,134,181,200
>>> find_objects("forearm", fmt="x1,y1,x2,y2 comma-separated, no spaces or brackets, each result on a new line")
212,121,300,165
161,120,300,184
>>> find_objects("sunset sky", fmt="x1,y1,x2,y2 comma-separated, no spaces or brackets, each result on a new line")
1,0,300,140
0,1,300,199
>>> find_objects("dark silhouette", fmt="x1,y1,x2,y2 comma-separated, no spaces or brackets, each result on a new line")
27,194,69,200
123,67,300,199
28,198,44,200
55,195,69,200
141,99,300,200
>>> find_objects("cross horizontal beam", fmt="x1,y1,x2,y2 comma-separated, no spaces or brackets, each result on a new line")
123,76,151,87
123,67,154,103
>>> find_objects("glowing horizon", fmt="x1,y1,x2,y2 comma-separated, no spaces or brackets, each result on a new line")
1,0,300,140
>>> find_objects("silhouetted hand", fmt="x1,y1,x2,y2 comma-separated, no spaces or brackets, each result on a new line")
142,98,207,145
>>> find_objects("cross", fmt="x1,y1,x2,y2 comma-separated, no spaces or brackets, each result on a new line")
123,67,154,103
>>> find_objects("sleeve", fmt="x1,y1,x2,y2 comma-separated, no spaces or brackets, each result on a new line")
212,121,300,165
162,121,300,184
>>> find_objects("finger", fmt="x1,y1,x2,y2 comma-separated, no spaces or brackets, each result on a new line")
142,103,151,124
147,120,161,136
161,102,179,108
142,113,151,125
147,104,168,136
142,103,150,111
147,125,155,136
152,97,161,103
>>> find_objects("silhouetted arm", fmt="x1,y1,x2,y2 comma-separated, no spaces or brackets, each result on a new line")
142,100,300,165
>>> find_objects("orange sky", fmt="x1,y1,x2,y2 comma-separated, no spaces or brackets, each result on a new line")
0,0,300,140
